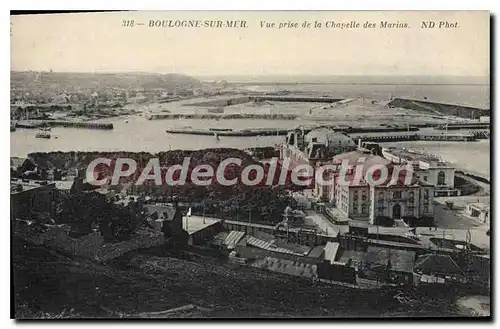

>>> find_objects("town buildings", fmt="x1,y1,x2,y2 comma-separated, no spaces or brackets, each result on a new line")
321,151,435,225
382,147,459,197
280,128,357,167
279,129,436,226
465,203,490,223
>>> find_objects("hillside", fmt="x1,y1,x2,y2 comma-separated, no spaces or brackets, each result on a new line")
11,71,203,91
12,238,461,318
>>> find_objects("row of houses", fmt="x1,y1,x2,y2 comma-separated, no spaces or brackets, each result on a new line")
208,227,488,288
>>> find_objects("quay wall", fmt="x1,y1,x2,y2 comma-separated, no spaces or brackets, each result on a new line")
166,128,290,137
434,124,490,130
148,113,298,120
165,126,421,137
16,120,114,130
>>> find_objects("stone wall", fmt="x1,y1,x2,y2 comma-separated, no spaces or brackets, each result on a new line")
14,223,165,262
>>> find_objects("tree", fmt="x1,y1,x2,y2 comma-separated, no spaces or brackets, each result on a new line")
57,192,142,242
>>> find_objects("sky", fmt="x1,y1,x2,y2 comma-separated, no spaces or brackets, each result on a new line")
11,11,490,77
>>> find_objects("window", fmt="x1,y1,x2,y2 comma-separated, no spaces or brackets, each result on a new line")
409,191,415,202
353,191,359,201
424,190,429,199
362,191,367,201
424,205,429,213
423,176,428,181
393,191,402,199
437,171,446,186
361,205,367,214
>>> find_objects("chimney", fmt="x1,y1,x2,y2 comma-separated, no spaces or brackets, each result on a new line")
358,138,362,148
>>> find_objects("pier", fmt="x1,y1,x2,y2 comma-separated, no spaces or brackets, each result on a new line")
166,128,289,137
15,120,114,130
434,123,490,130
166,126,478,141
250,96,344,103
148,113,298,120
349,131,478,142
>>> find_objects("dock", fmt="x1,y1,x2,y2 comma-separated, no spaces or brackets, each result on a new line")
15,120,114,130
166,128,289,137
434,123,490,130
148,113,298,120
349,131,478,142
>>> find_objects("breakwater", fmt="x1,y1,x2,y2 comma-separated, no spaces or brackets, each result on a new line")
388,98,490,119
15,120,114,130
147,113,298,120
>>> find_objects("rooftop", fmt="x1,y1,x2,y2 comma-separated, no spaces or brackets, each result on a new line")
10,179,54,194
383,147,448,164
414,254,465,276
305,129,356,147
183,216,220,235
54,180,75,191
366,246,416,273
469,202,490,212
10,157,28,168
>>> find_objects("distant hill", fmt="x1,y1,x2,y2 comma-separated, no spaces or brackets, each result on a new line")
11,71,203,91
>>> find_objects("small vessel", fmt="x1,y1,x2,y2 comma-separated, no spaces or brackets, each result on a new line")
39,126,51,131
35,132,51,139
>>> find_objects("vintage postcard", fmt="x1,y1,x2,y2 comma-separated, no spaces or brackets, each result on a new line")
10,11,490,319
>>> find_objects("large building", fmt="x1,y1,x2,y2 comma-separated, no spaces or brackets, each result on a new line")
280,128,358,167
317,151,434,226
280,129,435,226
381,147,458,197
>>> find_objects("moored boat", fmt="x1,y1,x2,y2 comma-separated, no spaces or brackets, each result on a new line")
35,132,51,139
